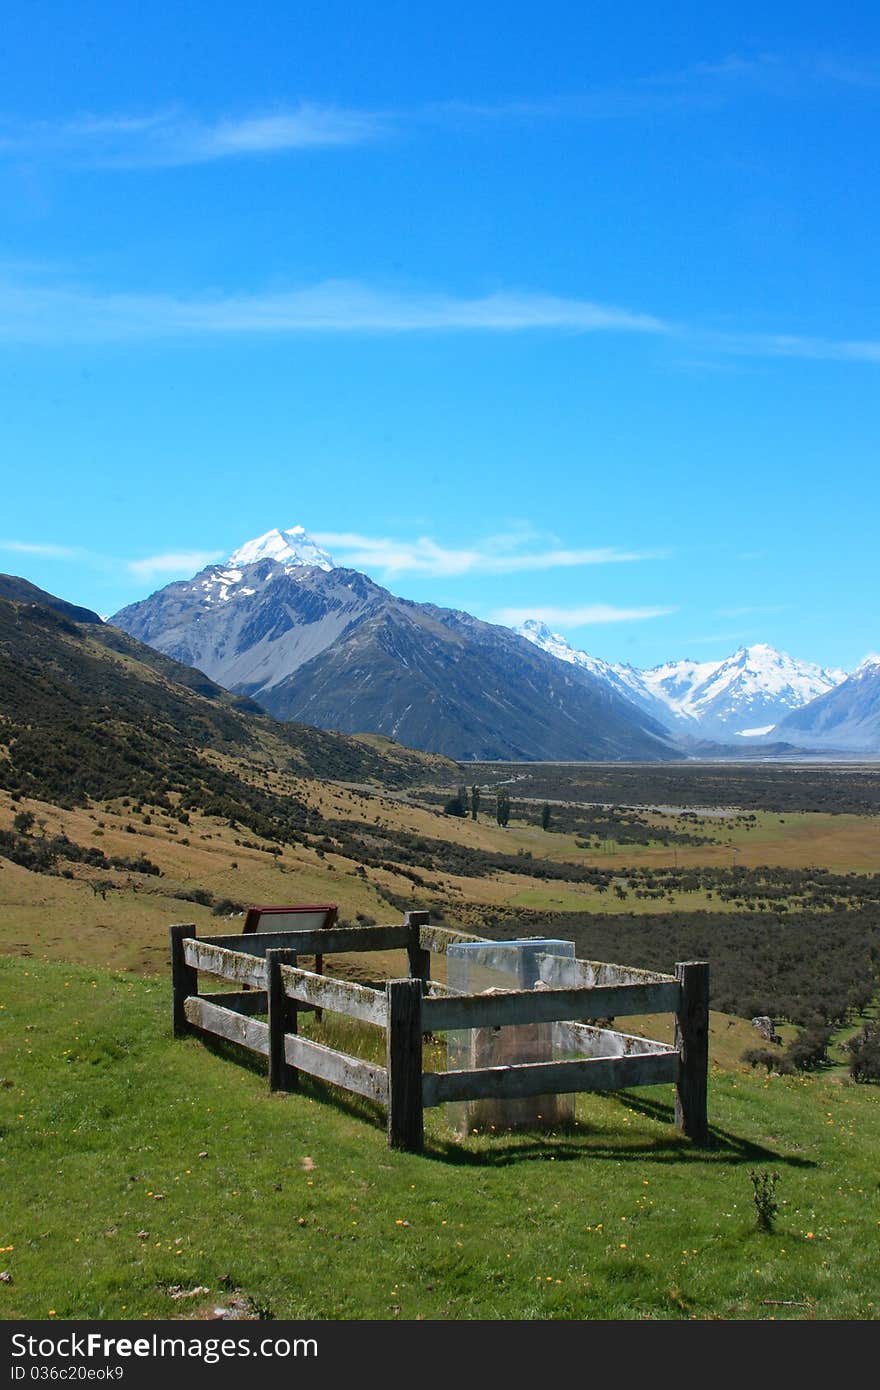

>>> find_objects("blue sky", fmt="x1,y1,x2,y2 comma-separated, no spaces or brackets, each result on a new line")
1,1,878,672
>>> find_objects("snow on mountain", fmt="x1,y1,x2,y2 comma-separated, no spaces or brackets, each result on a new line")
111,555,679,761
227,526,334,572
773,654,880,751
514,623,848,742
111,535,860,755
515,620,614,681
187,526,335,608
639,659,721,721
638,644,845,737
513,620,675,727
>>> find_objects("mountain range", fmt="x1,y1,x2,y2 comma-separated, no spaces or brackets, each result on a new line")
515,620,847,742
111,529,678,762
30,522,873,760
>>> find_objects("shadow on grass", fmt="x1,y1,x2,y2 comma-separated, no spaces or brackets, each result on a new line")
421,1089,817,1170
192,1037,815,1171
199,1031,268,1079
197,1030,390,1130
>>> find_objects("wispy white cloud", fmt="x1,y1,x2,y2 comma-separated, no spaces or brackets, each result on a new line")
0,274,670,344
712,331,880,363
0,537,224,582
127,550,223,579
493,604,677,627
1,266,877,363
315,531,663,578
0,103,386,169
427,52,880,127
3,55,875,173
716,603,789,618
0,539,84,559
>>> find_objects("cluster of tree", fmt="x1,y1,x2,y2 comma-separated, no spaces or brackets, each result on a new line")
537,801,715,847
442,789,469,817
442,783,512,825
0,825,161,879
456,904,879,1031
744,1019,880,1083
596,862,880,914
427,787,745,846
743,1025,835,1075
309,814,880,942
322,815,608,881
462,761,880,816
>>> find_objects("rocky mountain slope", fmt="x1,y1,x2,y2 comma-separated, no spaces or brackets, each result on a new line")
772,657,880,752
111,529,680,762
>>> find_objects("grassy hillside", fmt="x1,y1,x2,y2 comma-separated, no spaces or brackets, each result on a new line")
2,956,878,1321
0,594,453,812
2,596,880,1322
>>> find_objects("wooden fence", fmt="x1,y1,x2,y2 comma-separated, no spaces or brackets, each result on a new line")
170,912,708,1152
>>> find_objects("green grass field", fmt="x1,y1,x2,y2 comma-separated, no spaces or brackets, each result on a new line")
2,956,879,1322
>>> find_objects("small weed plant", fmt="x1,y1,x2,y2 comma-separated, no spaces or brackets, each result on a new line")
750,1169,780,1233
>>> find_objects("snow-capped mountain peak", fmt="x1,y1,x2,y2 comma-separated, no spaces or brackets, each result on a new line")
513,624,849,741
516,619,582,665
515,619,613,679
855,652,880,675
513,620,672,725
643,643,846,736
227,526,334,572
166,526,336,610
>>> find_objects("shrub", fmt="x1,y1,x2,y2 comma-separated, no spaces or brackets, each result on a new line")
173,887,214,907
741,1047,795,1076
786,1026,833,1071
848,1022,880,1082
750,1170,780,1233
211,898,247,917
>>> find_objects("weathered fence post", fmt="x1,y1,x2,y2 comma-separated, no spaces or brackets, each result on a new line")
170,923,197,1038
404,910,431,990
267,949,299,1092
674,960,709,1144
386,977,424,1152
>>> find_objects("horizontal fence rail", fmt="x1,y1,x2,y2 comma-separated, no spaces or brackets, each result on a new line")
557,1020,677,1059
183,938,267,988
170,916,708,1153
283,1033,389,1105
184,995,270,1055
201,923,411,957
417,924,488,955
421,980,681,1032
422,1049,679,1108
537,953,677,988
279,962,388,1027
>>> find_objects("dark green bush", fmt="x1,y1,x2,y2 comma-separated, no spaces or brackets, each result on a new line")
848,1023,880,1082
